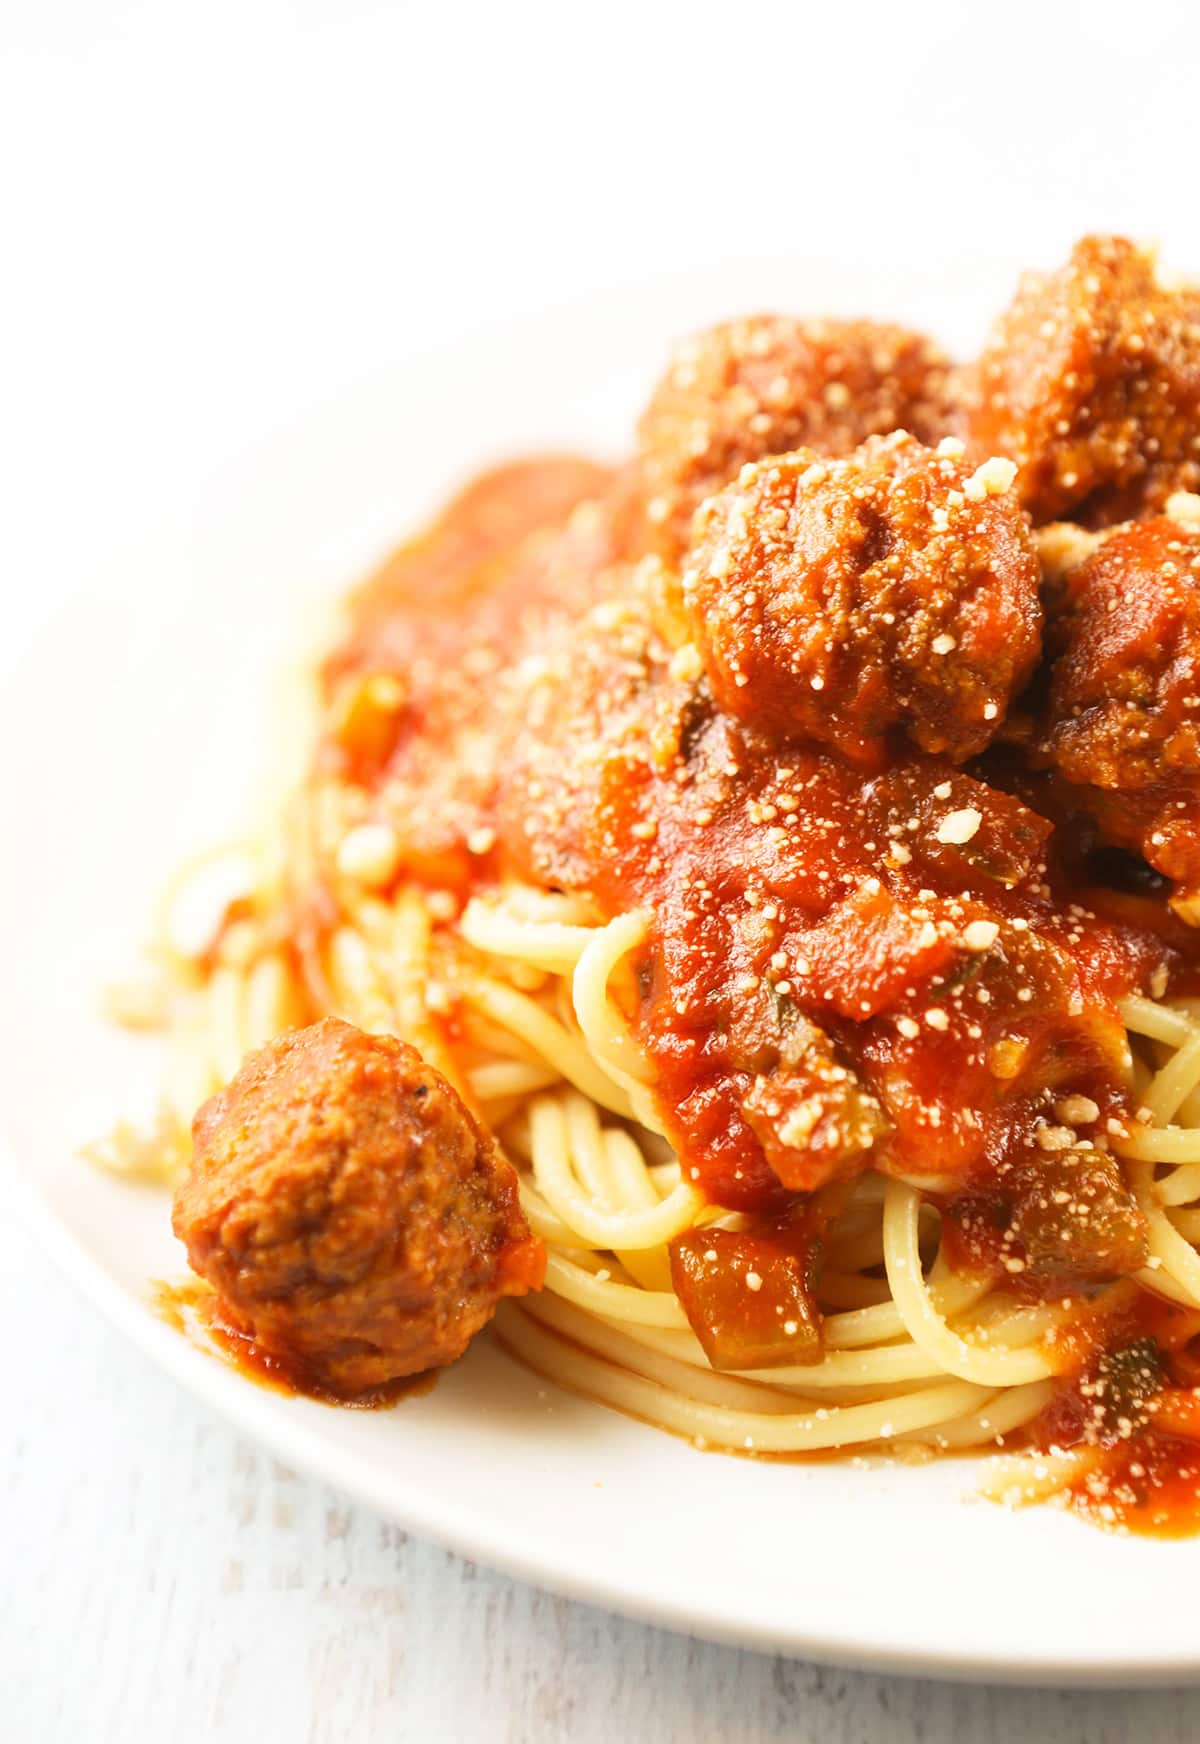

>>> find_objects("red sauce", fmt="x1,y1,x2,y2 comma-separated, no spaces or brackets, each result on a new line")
319,457,627,889
306,446,1200,1530
493,598,1168,1220
1004,1289,1200,1534
1054,1432,1200,1537
153,1281,434,1410
318,454,1184,1223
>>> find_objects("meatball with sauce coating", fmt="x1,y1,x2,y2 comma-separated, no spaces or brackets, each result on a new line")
1038,507,1200,914
963,235,1200,527
680,431,1043,767
173,1019,544,1396
637,315,954,558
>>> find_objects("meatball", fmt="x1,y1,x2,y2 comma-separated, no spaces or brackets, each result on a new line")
1043,516,1200,786
679,431,1043,766
636,315,953,558
963,235,1200,527
1039,511,1200,910
173,1019,544,1395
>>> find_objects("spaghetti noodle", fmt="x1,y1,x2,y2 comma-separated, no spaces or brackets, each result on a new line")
99,868,1200,1494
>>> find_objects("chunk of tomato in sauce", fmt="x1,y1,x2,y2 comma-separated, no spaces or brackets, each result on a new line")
942,1141,1147,1291
797,880,956,1020
669,1223,822,1370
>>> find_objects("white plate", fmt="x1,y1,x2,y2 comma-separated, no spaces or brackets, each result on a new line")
7,266,1200,1686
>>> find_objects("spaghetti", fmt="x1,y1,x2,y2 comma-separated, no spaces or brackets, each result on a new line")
99,869,1200,1491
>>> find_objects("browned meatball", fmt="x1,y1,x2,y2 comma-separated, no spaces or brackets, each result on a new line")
1039,513,1200,911
680,432,1043,767
636,315,954,558
1044,516,1200,785
173,1019,544,1395
963,235,1200,527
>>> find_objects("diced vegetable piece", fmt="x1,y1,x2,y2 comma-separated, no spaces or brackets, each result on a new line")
669,1223,823,1370
945,1144,1147,1284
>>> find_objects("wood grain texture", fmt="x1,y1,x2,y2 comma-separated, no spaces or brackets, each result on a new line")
5,1236,1200,1744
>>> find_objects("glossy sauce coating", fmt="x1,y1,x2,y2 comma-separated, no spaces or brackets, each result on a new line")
1022,1291,1200,1535
1037,514,1200,915
154,1279,436,1408
321,457,624,888
304,256,1200,1521
332,454,1170,1236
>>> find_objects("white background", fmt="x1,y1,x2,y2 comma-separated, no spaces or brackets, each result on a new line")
6,2,1200,1738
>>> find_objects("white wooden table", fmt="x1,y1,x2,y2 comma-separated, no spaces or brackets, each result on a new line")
4,1237,1199,1743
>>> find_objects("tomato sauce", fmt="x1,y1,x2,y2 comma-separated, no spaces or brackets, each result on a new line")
325,455,1182,1228
313,449,1200,1528
1011,1291,1200,1534
153,1281,434,1409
